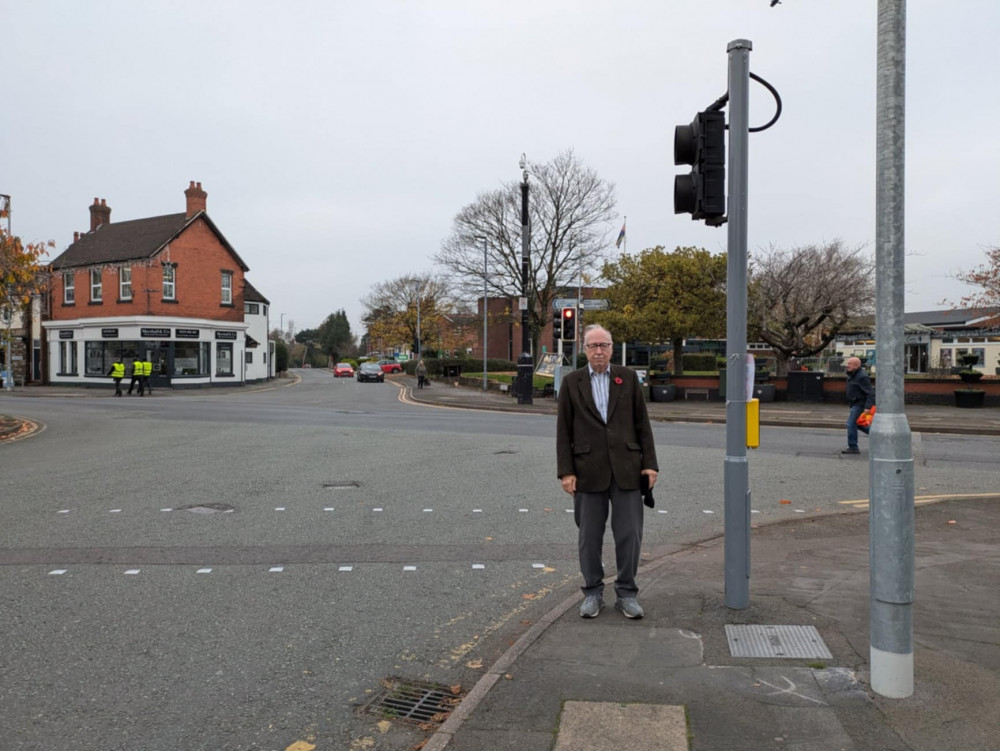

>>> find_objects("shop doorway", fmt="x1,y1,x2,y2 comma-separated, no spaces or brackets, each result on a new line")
143,345,171,388
905,344,928,374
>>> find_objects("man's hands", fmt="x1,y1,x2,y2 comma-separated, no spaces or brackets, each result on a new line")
560,474,577,495
560,470,658,496
642,469,658,489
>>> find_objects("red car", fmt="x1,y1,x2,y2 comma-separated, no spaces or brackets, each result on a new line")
377,360,403,374
333,362,355,378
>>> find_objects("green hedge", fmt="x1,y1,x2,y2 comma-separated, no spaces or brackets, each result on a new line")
683,353,718,371
404,357,521,376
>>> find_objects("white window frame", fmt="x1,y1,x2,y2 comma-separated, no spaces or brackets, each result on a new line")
63,272,75,304
221,271,233,305
119,267,132,301
162,265,176,301
90,269,102,302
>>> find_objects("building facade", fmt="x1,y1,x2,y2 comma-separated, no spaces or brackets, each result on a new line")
42,182,271,388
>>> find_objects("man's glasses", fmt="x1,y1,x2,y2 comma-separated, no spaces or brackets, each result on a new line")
585,342,612,350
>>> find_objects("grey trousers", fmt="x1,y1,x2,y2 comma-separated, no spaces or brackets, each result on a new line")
574,480,644,599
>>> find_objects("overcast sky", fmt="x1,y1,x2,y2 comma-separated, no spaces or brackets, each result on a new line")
4,1,997,337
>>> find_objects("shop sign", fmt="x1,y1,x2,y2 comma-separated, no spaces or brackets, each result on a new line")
141,327,171,338
101,328,119,338
215,330,238,340
58,330,74,339
175,328,200,339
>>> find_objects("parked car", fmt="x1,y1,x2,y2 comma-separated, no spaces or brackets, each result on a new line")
357,362,385,383
378,360,403,374
333,362,355,378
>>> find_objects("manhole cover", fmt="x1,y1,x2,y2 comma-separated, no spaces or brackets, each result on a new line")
175,503,235,514
323,480,360,489
358,677,463,728
725,625,832,659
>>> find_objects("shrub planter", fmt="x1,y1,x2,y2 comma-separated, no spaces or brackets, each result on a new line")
954,389,986,408
651,384,676,402
753,383,776,402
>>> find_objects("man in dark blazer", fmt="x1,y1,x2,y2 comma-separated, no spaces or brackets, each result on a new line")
557,324,659,619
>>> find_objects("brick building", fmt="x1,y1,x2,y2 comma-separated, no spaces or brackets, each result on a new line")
42,182,271,387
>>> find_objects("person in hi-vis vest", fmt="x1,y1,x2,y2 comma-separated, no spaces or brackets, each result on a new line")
107,357,125,397
140,357,153,396
127,358,143,395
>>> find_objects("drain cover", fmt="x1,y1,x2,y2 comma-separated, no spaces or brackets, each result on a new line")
725,625,832,659
175,503,235,514
359,677,463,728
323,480,360,489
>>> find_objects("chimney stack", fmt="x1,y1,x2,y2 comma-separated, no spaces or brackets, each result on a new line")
184,181,207,218
89,197,111,231
73,231,80,242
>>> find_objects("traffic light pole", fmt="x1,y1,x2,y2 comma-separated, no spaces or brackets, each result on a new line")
870,0,914,699
723,39,752,610
516,169,533,404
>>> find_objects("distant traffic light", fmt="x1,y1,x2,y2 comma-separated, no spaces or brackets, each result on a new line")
674,109,726,225
561,307,577,341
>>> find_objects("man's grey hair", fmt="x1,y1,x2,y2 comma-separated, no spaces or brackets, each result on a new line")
582,324,612,341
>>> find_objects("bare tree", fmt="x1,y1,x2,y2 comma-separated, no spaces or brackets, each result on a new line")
435,150,617,355
361,273,450,355
749,240,875,375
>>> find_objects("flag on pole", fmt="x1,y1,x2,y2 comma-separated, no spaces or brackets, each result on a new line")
615,221,626,249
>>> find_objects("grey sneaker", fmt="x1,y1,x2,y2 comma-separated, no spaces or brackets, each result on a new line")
614,597,645,619
579,595,603,618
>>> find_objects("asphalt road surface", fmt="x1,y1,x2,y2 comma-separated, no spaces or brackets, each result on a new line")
1,369,997,750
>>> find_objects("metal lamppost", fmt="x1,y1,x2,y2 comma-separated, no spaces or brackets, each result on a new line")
474,236,488,391
412,280,422,359
516,155,533,405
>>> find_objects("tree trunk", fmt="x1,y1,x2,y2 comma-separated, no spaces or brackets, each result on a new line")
672,337,684,375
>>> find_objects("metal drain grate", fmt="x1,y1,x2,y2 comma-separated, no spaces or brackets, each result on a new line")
725,625,832,659
175,503,235,514
358,677,463,728
323,480,360,489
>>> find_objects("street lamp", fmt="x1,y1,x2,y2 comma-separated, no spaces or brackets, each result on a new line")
412,280,422,359
474,236,488,391
516,154,533,405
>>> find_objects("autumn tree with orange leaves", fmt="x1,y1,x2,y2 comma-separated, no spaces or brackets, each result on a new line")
1,223,53,383
953,245,1000,327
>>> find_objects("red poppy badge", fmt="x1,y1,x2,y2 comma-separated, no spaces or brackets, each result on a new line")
614,377,623,385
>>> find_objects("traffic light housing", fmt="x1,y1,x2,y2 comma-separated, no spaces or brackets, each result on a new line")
552,309,562,340
561,307,577,341
674,109,726,225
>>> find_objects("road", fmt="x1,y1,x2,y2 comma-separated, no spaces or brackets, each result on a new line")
1,369,997,750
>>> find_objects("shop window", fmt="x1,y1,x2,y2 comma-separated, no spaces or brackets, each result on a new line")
221,271,233,305
174,342,210,376
216,342,233,376
119,267,132,301
63,272,75,304
90,269,102,302
85,341,109,375
60,341,78,375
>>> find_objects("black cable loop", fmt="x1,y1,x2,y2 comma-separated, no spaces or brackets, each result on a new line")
702,72,782,132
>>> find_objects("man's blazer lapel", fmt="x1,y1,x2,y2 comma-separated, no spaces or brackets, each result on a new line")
576,369,602,423
605,365,624,423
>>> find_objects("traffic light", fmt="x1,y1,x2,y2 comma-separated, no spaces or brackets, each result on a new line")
674,109,726,225
552,309,562,340
561,307,577,341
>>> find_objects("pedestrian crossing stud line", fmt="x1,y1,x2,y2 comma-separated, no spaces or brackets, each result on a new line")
197,568,212,574
269,567,284,573
49,570,67,576
403,565,417,571
124,569,140,575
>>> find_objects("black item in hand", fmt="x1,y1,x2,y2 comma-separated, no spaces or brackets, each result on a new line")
641,474,655,509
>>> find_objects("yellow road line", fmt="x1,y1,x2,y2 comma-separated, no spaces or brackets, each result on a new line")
839,492,1000,509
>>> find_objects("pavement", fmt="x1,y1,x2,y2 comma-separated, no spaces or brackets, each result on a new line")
5,375,999,750
401,378,1000,751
